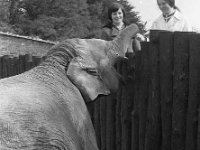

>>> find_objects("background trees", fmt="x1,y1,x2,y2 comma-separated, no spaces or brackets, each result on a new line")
0,0,145,41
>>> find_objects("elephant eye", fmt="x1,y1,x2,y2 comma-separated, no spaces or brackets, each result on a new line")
83,67,99,76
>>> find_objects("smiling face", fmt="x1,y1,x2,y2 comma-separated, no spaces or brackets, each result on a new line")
111,8,124,25
157,0,174,15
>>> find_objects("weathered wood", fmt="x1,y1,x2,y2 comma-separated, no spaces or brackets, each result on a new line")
131,51,142,150
0,57,2,78
116,86,122,150
131,109,139,150
172,32,189,150
145,31,161,150
13,57,20,75
137,42,149,150
121,88,131,150
197,108,200,150
106,94,116,150
121,60,132,150
185,33,200,150
100,96,107,150
86,102,95,123
32,56,43,67
125,54,136,150
25,54,34,71
159,31,174,150
93,98,101,148
149,30,161,44
115,61,124,150
18,55,26,74
2,55,9,78
7,57,15,77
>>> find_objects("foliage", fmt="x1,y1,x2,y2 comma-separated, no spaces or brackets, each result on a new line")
12,0,91,41
0,0,14,32
119,0,146,33
0,0,146,40
85,0,103,38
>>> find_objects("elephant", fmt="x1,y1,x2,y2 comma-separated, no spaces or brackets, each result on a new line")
0,24,139,150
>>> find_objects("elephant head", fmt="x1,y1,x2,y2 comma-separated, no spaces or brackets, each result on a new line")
65,24,139,101
0,23,139,150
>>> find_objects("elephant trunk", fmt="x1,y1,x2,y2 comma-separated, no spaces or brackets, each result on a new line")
111,24,139,58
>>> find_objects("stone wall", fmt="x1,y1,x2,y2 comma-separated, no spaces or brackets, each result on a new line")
0,32,56,57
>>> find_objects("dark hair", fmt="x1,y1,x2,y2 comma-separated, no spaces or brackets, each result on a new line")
107,2,126,21
157,0,180,11
166,0,175,7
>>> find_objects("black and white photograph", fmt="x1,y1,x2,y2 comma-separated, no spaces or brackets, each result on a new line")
0,0,199,149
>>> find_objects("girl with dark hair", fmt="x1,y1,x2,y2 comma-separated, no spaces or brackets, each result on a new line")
101,2,141,52
151,0,192,31
101,2,126,41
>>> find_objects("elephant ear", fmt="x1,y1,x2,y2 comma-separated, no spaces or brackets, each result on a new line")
67,58,110,101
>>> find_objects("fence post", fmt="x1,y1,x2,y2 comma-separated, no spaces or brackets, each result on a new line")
25,54,34,71
93,97,101,149
185,33,200,150
172,32,190,150
131,50,142,150
32,56,43,67
18,55,26,74
145,30,161,150
120,58,134,150
116,72,122,150
197,109,200,150
100,95,107,150
137,42,149,150
0,56,2,78
2,55,10,78
159,31,174,150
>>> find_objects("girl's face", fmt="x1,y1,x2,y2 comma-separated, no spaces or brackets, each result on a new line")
157,0,174,15
111,8,124,25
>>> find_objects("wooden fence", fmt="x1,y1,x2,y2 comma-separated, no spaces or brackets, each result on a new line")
0,31,200,150
0,54,43,78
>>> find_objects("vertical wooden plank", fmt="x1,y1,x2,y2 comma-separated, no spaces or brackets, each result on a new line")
126,54,136,150
145,30,161,150
8,56,18,77
172,32,189,150
159,31,174,150
115,57,126,150
120,61,128,150
93,98,101,149
185,33,200,150
197,108,200,150
106,94,116,150
25,54,34,71
32,56,43,67
120,60,133,150
100,96,107,150
18,55,26,74
13,57,20,75
2,55,9,78
86,102,94,123
116,85,122,150
0,56,2,79
138,42,149,150
131,50,142,150
6,56,13,77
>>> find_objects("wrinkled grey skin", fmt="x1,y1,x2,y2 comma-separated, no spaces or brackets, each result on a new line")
0,24,138,150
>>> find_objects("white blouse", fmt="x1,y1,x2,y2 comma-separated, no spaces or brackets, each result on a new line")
151,10,192,32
